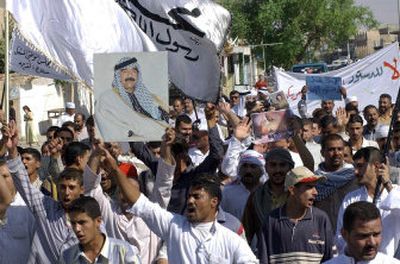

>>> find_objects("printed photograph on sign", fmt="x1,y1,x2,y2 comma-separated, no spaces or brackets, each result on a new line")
306,76,342,101
270,91,289,110
94,52,169,142
251,109,293,144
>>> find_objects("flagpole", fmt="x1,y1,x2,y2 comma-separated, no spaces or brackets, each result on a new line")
4,7,9,122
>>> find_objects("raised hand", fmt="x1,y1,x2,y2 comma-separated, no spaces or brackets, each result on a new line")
336,107,349,128
234,117,251,141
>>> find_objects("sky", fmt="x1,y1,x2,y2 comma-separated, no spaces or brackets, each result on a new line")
355,0,398,26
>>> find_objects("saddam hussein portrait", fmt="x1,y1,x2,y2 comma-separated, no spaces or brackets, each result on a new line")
94,52,169,142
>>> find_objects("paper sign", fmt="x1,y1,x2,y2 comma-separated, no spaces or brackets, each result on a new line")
251,109,293,144
270,91,289,110
306,76,342,101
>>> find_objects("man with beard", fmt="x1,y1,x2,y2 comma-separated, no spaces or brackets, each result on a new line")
221,150,265,220
326,201,400,263
74,112,88,142
95,56,169,141
378,94,393,125
314,134,358,231
257,166,333,263
336,147,400,258
109,154,258,262
363,105,380,141
242,148,294,244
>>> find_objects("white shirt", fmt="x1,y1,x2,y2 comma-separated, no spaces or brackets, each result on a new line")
221,136,252,179
336,186,400,257
289,150,304,168
57,113,75,127
351,138,380,154
128,194,259,264
221,181,250,220
85,158,175,264
0,192,36,264
323,252,400,263
188,147,209,167
306,140,323,171
60,234,140,264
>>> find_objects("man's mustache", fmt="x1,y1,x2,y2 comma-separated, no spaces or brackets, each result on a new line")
124,77,136,82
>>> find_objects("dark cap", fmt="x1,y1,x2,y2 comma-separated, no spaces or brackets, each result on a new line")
264,148,295,169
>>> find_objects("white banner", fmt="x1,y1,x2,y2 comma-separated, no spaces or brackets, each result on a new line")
7,0,156,86
116,0,231,102
10,29,71,81
276,42,400,116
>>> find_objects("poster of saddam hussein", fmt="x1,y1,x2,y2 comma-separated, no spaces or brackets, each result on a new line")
94,52,169,142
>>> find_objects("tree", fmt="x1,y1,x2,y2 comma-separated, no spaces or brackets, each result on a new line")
219,0,378,69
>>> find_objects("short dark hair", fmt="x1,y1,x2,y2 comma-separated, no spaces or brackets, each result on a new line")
58,167,83,186
229,90,239,97
69,196,101,219
75,112,86,121
363,104,378,114
343,201,381,232
55,127,74,138
61,121,76,130
321,133,344,151
21,147,41,162
345,103,359,113
347,114,363,126
301,118,313,127
319,115,338,129
86,115,95,127
175,114,192,129
63,142,90,166
380,93,392,101
47,126,60,134
147,141,162,149
353,147,381,164
190,173,222,206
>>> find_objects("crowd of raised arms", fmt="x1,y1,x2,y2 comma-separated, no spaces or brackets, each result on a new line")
2,82,400,264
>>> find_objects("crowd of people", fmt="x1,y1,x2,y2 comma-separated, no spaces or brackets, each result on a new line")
1,79,400,264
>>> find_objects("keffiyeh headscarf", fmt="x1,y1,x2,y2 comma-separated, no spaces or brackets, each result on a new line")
113,57,161,120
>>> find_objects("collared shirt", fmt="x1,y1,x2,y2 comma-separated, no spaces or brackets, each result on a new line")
0,192,36,264
363,125,377,141
85,158,175,264
258,205,333,264
8,157,78,263
351,137,379,154
336,186,400,257
60,234,140,264
324,252,400,263
128,194,258,264
188,147,209,167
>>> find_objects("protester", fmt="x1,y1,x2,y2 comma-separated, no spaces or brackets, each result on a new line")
74,112,89,141
314,134,357,230
363,105,380,140
347,114,379,153
58,102,76,127
378,94,393,125
336,147,400,258
325,201,400,263
60,196,141,263
257,166,333,263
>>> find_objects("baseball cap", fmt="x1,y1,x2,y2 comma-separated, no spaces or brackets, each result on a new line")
284,166,326,190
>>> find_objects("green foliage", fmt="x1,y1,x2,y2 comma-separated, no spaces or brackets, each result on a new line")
0,32,5,74
219,0,378,69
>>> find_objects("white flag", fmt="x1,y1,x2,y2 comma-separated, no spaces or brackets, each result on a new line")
116,0,231,102
276,42,400,115
7,0,156,86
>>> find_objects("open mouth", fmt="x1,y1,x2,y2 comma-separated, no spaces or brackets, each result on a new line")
187,207,196,215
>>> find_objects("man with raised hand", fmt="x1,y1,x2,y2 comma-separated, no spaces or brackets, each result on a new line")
85,128,176,263
2,121,90,263
104,146,258,263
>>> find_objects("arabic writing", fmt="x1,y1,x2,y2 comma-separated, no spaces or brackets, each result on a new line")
384,58,400,80
118,0,201,62
14,45,51,75
348,66,383,85
286,86,302,101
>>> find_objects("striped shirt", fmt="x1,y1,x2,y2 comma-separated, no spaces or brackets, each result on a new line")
60,234,141,264
257,205,333,264
8,157,78,263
